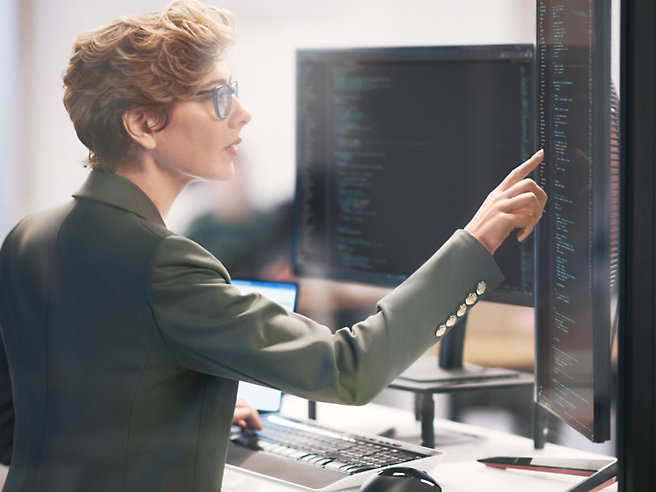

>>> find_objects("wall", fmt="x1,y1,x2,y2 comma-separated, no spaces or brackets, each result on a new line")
0,0,20,241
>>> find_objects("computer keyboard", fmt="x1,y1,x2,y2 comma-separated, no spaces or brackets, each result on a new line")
226,414,444,491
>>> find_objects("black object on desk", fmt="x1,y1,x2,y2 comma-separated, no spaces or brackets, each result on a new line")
359,466,442,492
390,315,535,449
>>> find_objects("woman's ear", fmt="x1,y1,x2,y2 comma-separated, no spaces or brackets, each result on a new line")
122,110,157,150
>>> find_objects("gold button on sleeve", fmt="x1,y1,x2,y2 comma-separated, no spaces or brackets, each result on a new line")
476,281,487,295
465,292,478,306
446,315,457,327
436,324,447,337
457,304,467,317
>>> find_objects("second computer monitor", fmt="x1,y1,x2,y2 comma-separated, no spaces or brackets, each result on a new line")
294,44,535,306
535,0,615,443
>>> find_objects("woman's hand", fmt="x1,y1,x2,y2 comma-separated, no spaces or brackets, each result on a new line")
232,398,262,431
465,149,547,255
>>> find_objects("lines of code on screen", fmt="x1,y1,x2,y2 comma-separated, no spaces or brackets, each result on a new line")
536,0,602,441
294,47,534,303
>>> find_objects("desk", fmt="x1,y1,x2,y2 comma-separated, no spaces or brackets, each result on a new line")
222,397,618,492
0,399,617,491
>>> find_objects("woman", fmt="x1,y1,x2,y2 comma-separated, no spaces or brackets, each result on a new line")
0,1,546,491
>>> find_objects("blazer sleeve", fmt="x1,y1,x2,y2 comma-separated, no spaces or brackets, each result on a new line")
147,229,504,406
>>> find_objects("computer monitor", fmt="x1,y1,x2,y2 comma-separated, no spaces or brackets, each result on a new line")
535,0,616,444
293,44,535,308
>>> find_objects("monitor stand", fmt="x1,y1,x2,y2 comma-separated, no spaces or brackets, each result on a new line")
398,313,522,383
389,314,534,448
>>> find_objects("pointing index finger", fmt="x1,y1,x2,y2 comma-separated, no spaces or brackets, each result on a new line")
500,149,544,192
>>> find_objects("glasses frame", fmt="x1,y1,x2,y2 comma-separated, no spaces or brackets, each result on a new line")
196,80,239,120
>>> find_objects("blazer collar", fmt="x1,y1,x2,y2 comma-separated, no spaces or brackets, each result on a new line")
72,170,166,228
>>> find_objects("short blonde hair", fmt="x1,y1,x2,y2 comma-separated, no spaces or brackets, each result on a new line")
62,0,237,172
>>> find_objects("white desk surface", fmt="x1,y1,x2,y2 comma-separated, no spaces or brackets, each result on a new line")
0,396,618,492
223,396,619,492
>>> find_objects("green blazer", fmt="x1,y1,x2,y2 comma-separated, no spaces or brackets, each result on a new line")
0,171,503,492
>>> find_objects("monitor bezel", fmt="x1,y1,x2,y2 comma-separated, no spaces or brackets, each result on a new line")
292,43,536,307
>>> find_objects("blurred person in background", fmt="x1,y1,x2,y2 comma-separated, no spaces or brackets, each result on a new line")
184,151,294,281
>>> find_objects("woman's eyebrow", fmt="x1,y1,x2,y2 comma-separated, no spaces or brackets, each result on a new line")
200,78,230,90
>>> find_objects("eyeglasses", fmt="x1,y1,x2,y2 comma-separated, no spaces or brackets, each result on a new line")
196,80,239,120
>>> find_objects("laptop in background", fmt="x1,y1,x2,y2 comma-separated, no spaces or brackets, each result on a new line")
231,279,296,413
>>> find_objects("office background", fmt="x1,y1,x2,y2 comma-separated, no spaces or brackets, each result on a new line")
1,1,655,488
0,0,611,453
1,0,625,451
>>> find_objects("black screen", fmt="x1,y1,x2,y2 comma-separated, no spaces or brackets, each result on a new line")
535,0,614,443
294,45,535,306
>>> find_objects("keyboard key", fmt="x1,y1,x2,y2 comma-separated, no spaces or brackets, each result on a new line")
287,450,309,460
324,461,352,471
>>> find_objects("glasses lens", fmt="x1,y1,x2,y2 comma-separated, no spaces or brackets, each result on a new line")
215,81,238,119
